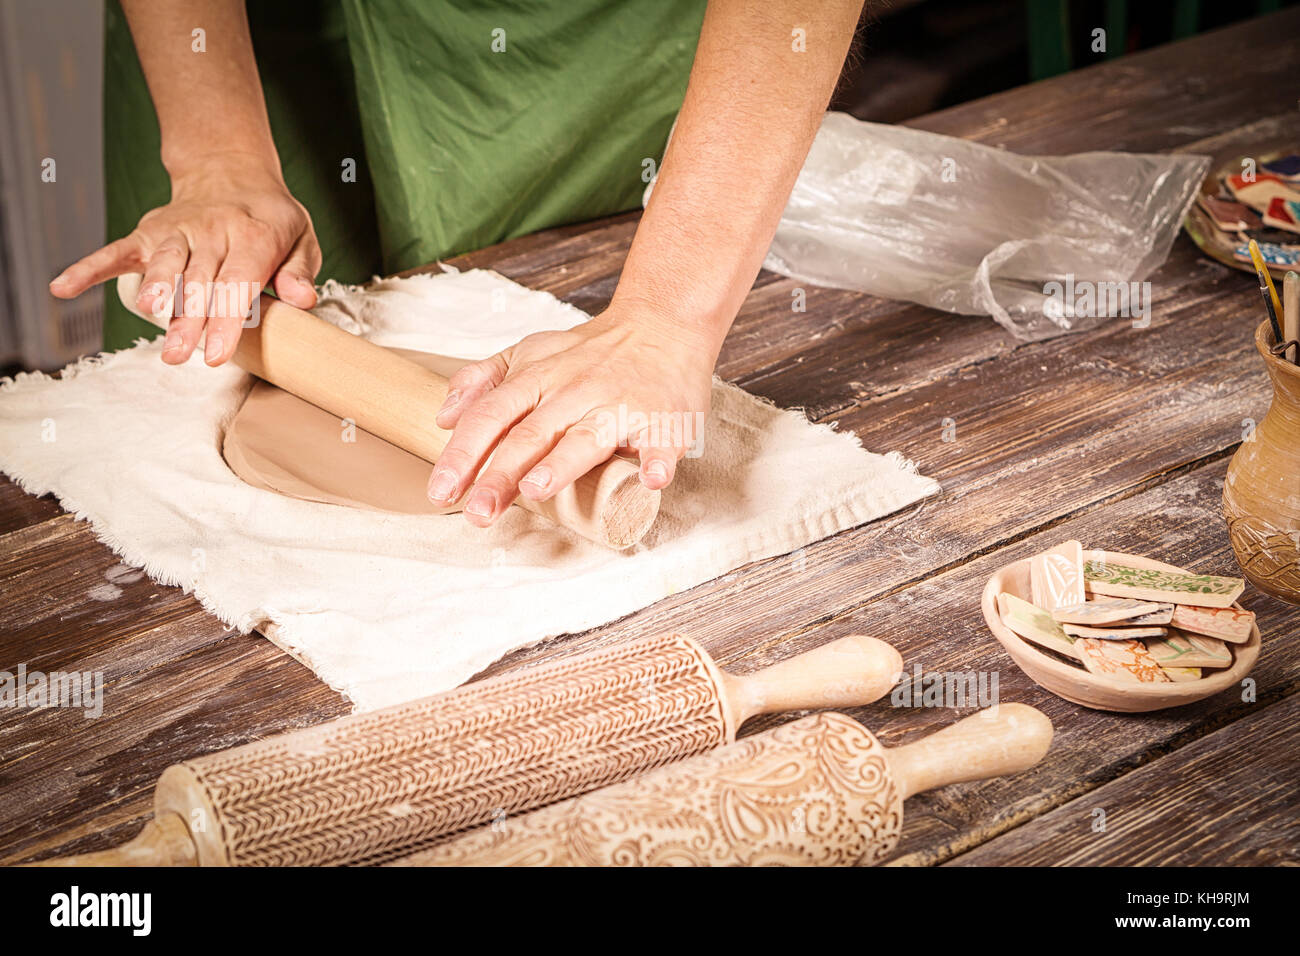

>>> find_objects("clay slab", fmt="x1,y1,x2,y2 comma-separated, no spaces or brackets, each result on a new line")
997,592,1080,661
1196,193,1263,231
1120,604,1175,626
1263,196,1300,234
1051,598,1160,625
1083,560,1244,608
1073,637,1172,684
1063,623,1168,640
1146,632,1234,670
1226,175,1300,213
1169,604,1255,643
1260,155,1300,182
1234,241,1300,268
1031,540,1085,611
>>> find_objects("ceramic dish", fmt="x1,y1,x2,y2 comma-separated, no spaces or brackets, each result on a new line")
1183,141,1298,282
981,550,1261,712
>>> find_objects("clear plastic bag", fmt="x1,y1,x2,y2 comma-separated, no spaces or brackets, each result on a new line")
762,113,1210,339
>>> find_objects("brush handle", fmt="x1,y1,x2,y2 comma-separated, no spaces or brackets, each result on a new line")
1283,271,1298,364
719,635,903,729
115,274,658,549
885,703,1053,800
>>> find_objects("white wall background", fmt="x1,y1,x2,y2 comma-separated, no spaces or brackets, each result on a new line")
0,0,105,370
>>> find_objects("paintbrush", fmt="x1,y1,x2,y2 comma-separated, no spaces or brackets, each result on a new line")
1248,240,1284,343
1284,271,1299,365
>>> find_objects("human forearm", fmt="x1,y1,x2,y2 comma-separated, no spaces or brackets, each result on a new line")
120,0,281,181
51,1,319,353
426,1,865,519
613,0,864,356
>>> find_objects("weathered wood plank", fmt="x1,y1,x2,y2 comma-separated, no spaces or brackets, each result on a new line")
0,631,350,864
1,11,1296,868
823,462,1295,866
0,514,350,864
479,264,1268,685
0,476,63,536
742,236,1239,418
471,459,1299,866
907,9,1300,153
0,515,243,686
944,694,1300,866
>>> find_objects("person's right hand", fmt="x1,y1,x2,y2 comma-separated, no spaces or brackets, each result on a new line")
49,153,321,367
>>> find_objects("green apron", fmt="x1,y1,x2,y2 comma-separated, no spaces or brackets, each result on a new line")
103,0,705,350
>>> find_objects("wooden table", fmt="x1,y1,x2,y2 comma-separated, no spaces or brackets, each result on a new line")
3,11,1298,866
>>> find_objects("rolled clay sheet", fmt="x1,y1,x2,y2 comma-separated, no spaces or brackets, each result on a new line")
222,346,648,519
222,349,464,515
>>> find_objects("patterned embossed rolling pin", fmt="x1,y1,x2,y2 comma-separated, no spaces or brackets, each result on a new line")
33,633,902,866
392,704,1053,867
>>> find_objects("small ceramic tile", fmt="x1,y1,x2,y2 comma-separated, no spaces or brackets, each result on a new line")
1051,597,1160,625
1261,155,1300,182
1083,560,1244,609
1030,540,1085,611
1226,175,1300,213
1161,665,1203,682
1197,193,1262,231
1145,631,1234,669
1120,603,1175,626
1263,196,1300,234
1073,637,1172,683
1226,171,1288,191
1063,623,1169,640
1169,604,1255,644
998,592,1079,661
1232,241,1299,268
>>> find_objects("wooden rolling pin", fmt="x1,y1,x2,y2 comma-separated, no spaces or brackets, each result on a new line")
35,632,903,866
115,274,658,549
392,704,1053,866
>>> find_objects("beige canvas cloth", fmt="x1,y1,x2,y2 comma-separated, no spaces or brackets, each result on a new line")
0,269,939,711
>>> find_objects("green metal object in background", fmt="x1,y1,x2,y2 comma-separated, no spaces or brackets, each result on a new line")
1029,0,1287,81
1027,0,1072,79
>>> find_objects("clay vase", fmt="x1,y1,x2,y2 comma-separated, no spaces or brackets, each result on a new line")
1223,321,1300,604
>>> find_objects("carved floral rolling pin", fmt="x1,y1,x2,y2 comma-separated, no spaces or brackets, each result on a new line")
115,273,658,550
34,633,903,866
392,704,1054,866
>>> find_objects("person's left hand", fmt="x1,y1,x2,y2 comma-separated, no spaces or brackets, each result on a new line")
427,305,716,526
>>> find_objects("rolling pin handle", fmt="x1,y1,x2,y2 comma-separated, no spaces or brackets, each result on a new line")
723,635,904,726
114,273,659,549
885,703,1053,801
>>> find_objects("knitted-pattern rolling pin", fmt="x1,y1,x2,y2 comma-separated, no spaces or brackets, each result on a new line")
115,273,657,549
391,705,1052,866
38,633,902,867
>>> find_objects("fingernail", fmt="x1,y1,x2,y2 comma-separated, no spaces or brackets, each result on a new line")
50,273,69,289
465,488,496,518
140,284,166,315
163,331,183,352
427,467,458,502
521,465,551,491
204,335,224,364
439,389,461,413
644,460,669,482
